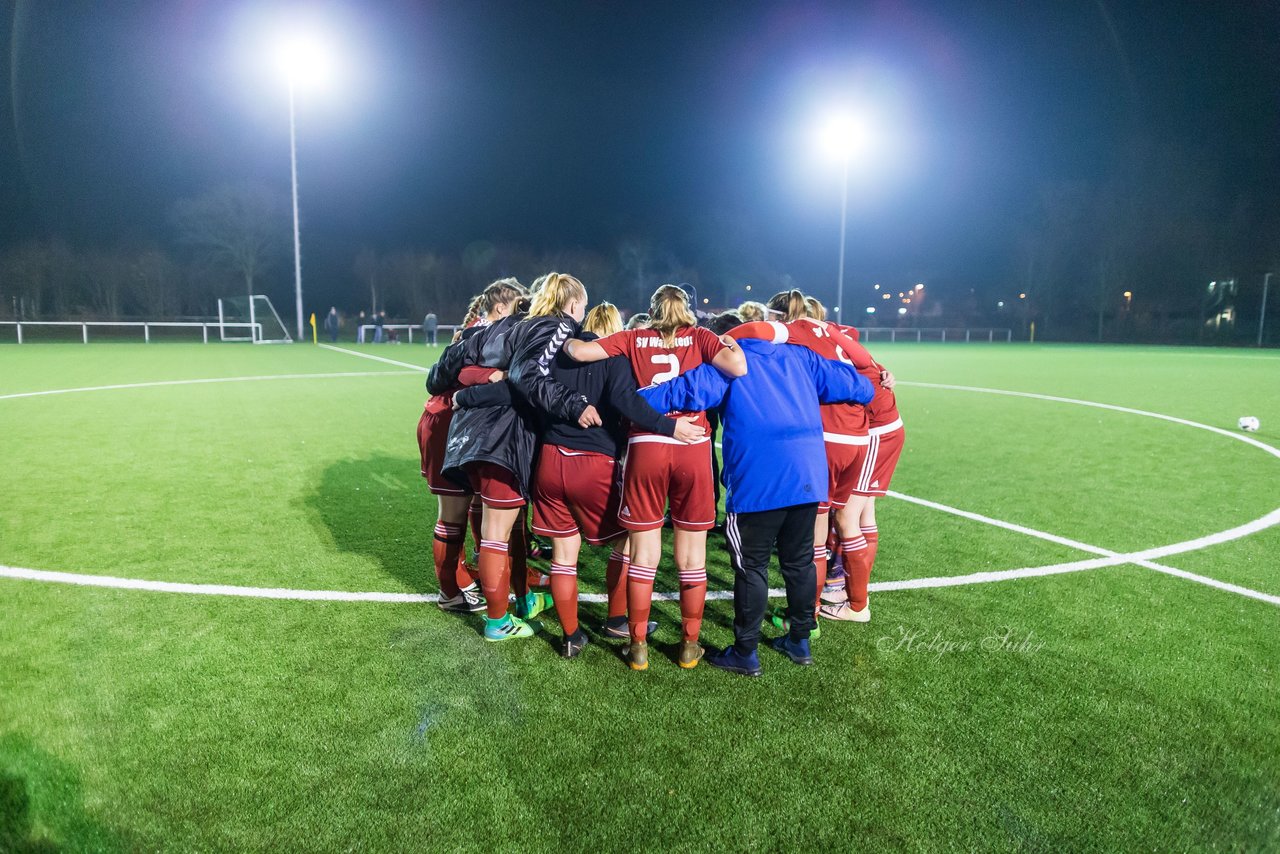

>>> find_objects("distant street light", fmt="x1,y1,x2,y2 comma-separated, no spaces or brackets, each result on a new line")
276,32,332,340
817,111,873,318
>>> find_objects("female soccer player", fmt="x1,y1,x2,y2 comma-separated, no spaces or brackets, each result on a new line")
417,281,526,613
829,316,903,623
564,284,746,670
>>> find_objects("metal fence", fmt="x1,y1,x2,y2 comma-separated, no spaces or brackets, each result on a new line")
1,320,1011,345
855,327,1013,343
0,320,262,344
354,324,460,344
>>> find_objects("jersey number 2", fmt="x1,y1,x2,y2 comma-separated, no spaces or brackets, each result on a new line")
650,354,679,385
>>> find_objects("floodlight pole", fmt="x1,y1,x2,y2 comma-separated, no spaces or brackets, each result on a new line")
836,154,849,320
1259,272,1272,348
288,77,304,341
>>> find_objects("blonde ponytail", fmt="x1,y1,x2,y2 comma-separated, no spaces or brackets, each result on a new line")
528,272,588,318
648,284,697,346
583,302,623,336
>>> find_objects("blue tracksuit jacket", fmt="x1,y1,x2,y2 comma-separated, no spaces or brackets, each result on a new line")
638,339,876,514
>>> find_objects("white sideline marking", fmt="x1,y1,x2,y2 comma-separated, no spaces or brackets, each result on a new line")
887,492,1114,556
0,371,422,401
318,343,430,372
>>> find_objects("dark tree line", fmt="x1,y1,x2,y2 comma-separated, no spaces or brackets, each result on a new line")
1012,143,1277,343
2,156,1275,344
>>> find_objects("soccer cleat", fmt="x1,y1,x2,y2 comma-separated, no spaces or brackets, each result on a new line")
515,591,553,619
603,617,658,640
706,646,763,677
678,640,705,669
625,641,649,671
527,536,552,560
561,629,590,659
765,607,820,641
483,615,539,642
437,584,486,613
818,602,870,623
770,634,814,666
820,583,848,605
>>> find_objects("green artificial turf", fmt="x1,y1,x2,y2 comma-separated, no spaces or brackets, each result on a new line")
1,341,1277,851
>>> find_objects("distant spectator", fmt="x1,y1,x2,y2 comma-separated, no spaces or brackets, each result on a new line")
423,312,439,345
357,310,367,344
323,307,339,342
374,310,386,343
738,301,769,323
624,312,650,330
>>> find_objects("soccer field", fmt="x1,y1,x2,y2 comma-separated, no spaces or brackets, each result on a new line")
1,341,1277,851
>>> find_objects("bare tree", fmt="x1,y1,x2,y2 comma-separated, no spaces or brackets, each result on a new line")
172,183,284,297
353,246,380,314
130,248,182,317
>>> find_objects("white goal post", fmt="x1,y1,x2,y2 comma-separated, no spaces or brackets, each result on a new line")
217,295,293,344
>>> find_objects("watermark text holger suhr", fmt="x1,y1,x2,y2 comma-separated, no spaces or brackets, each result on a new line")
876,625,1046,658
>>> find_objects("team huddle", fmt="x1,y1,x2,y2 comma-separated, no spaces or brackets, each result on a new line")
416,274,903,676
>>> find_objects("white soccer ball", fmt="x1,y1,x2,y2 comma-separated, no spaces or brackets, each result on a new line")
1238,416,1260,433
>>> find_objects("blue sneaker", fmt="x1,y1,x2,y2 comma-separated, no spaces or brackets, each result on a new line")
483,615,539,642
770,634,814,666
706,646,763,677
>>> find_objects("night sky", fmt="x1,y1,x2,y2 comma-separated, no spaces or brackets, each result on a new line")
2,0,1278,314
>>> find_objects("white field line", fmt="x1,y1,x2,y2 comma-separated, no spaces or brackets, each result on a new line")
888,492,1280,607
2,493,1277,606
0,371,423,402
896,381,1280,606
0,556,1111,604
897,381,1280,460
318,343,430,372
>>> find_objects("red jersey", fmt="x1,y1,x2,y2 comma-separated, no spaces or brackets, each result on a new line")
596,325,726,440
837,323,900,430
729,319,870,438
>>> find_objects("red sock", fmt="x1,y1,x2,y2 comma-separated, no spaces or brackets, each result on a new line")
508,525,529,601
813,545,828,612
861,526,879,574
627,564,656,643
549,563,579,635
842,535,870,611
477,539,511,620
605,549,630,620
432,521,465,597
677,567,707,642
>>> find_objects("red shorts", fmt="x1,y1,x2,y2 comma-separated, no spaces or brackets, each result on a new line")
852,421,904,497
531,445,624,545
618,438,715,532
464,461,525,508
821,436,870,512
417,408,470,496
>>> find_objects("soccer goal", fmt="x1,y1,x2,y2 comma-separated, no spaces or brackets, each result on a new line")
216,295,293,344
